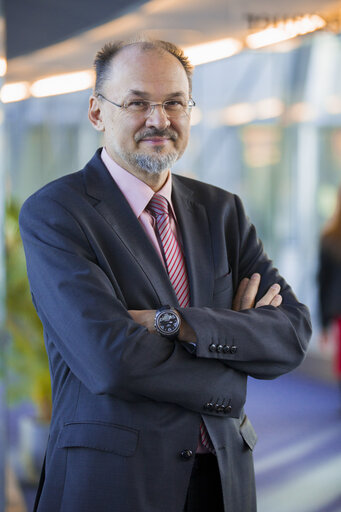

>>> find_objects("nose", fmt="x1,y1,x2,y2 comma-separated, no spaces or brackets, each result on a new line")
145,104,171,129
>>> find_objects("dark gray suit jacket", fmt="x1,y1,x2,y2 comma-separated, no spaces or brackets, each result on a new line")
19,149,311,512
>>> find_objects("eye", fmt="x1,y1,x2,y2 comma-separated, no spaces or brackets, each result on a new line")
125,100,149,111
164,100,184,110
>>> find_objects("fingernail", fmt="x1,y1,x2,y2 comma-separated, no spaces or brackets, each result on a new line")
251,273,260,280
271,283,280,291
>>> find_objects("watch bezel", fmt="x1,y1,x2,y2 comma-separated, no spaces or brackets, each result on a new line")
154,306,181,339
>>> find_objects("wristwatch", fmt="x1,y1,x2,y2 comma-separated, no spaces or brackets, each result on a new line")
154,305,181,340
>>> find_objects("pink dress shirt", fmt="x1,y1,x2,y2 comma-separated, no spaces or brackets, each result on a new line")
101,147,179,266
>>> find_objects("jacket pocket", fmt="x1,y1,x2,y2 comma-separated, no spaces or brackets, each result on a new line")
57,421,139,457
240,415,258,451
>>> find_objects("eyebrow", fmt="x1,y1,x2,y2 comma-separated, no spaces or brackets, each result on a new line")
127,89,187,99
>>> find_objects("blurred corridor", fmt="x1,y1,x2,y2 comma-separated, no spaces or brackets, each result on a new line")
249,373,341,512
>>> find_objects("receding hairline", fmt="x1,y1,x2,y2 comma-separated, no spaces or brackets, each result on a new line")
109,41,180,64
93,38,193,94
108,43,188,79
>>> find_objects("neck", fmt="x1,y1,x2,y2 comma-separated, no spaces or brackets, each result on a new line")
105,147,170,191
133,168,170,192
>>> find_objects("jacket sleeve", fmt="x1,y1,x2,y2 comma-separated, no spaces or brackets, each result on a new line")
19,194,246,418
178,194,312,380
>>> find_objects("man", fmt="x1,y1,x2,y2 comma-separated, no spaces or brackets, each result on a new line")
20,39,311,512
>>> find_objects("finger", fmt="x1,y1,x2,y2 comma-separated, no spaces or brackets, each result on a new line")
270,294,282,307
240,273,261,310
255,283,281,308
232,278,249,311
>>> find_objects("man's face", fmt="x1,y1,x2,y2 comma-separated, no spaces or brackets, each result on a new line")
89,45,192,180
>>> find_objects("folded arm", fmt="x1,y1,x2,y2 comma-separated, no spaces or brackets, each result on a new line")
130,272,287,379
131,194,311,381
177,195,311,379
129,273,282,342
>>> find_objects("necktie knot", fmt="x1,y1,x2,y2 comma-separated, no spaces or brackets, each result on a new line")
148,194,169,217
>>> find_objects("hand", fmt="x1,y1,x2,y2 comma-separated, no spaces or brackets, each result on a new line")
232,273,282,312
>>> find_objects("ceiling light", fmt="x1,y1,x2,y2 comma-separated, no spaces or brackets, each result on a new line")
0,82,30,103
184,38,243,66
256,98,285,119
246,14,326,49
286,102,316,123
30,70,95,98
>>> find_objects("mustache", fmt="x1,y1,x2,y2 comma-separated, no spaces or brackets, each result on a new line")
135,128,178,142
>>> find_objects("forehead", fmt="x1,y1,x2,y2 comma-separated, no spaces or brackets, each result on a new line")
103,45,189,98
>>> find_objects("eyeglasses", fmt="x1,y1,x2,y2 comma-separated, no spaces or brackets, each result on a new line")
96,93,195,118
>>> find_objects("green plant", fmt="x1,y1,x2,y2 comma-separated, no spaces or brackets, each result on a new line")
5,200,51,422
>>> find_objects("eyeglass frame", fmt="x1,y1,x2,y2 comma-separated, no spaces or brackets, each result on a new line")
96,93,196,118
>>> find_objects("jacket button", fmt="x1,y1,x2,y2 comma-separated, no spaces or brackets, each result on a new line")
224,405,232,414
209,343,217,352
180,449,193,460
216,404,225,413
223,345,230,353
204,402,214,411
216,344,223,353
230,346,238,354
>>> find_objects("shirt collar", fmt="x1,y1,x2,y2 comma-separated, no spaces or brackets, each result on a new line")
101,147,175,218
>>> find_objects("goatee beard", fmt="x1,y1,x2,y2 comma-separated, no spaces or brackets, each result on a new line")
131,151,178,175
130,127,179,174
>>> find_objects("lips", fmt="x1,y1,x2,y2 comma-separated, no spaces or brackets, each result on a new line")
141,137,170,143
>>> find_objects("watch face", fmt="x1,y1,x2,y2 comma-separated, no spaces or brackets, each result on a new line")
156,311,180,335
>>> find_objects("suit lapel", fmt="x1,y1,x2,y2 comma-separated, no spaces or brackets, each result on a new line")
172,176,214,307
83,151,178,306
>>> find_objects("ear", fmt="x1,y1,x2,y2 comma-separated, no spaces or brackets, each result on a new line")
88,95,105,131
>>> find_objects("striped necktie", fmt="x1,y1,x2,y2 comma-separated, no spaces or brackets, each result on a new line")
148,194,190,308
148,194,214,453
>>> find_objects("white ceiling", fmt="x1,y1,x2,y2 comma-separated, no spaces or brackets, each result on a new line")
6,0,341,83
